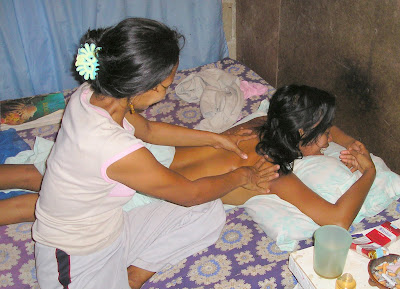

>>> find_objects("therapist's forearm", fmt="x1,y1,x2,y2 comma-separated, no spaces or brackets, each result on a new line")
142,120,218,147
127,111,219,147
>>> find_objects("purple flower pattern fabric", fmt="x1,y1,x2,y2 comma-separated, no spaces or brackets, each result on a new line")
1,58,399,288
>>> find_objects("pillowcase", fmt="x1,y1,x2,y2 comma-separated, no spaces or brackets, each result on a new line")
241,142,400,251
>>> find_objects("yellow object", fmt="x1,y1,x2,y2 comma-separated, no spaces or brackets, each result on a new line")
129,102,135,114
336,273,356,289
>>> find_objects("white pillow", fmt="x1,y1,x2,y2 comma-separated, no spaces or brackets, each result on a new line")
242,142,400,251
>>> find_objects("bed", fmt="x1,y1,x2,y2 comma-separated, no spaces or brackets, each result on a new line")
1,58,400,289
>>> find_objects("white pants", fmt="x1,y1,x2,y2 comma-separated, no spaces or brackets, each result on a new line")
35,199,225,289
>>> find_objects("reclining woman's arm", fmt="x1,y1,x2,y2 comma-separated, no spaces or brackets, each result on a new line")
330,126,357,149
330,126,369,172
269,144,376,229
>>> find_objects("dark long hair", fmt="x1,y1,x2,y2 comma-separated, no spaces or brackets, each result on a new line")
256,85,336,174
76,17,184,99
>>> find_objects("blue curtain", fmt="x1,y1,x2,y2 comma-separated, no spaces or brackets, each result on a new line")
0,0,228,100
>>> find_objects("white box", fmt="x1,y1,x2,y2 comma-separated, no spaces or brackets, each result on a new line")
289,219,400,289
288,253,316,289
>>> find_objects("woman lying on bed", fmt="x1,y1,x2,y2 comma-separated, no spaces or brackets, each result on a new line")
0,84,375,230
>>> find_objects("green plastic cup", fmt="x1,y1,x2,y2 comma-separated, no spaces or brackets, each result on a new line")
313,225,352,279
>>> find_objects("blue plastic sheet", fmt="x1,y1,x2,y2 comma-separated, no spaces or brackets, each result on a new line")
0,0,228,100
0,129,30,164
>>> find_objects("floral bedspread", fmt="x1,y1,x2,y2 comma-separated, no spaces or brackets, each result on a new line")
1,58,400,288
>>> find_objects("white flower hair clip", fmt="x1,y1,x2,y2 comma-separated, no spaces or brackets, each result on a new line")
75,43,102,80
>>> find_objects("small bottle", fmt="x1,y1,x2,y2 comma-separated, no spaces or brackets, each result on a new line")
336,273,356,289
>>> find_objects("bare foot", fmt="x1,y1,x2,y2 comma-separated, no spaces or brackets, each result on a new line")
127,265,155,289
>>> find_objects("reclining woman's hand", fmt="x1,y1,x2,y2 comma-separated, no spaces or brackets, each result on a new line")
213,128,257,160
239,158,280,194
347,140,368,154
339,143,375,174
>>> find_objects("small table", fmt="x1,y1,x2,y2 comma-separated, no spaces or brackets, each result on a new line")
289,219,400,289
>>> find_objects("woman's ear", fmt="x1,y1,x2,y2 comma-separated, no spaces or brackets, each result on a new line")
299,128,304,137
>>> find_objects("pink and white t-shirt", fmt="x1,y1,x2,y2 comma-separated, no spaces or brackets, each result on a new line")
32,83,144,255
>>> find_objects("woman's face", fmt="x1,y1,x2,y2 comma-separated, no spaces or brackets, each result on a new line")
131,63,178,111
299,127,332,156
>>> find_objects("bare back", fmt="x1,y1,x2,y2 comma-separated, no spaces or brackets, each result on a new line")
173,116,377,229
170,116,271,205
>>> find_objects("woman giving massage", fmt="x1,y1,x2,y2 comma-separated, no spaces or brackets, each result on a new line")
1,84,375,230
7,17,282,289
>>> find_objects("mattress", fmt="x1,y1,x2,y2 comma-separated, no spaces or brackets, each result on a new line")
1,58,400,288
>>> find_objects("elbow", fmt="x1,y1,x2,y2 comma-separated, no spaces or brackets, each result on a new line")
173,196,197,207
315,205,354,230
178,200,197,207
178,191,204,207
319,210,353,230
183,187,217,207
329,220,352,231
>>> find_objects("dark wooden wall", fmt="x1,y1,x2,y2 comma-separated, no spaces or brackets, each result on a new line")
237,0,400,173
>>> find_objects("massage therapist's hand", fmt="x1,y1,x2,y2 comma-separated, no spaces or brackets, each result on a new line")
340,143,375,174
239,158,280,193
213,128,257,159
